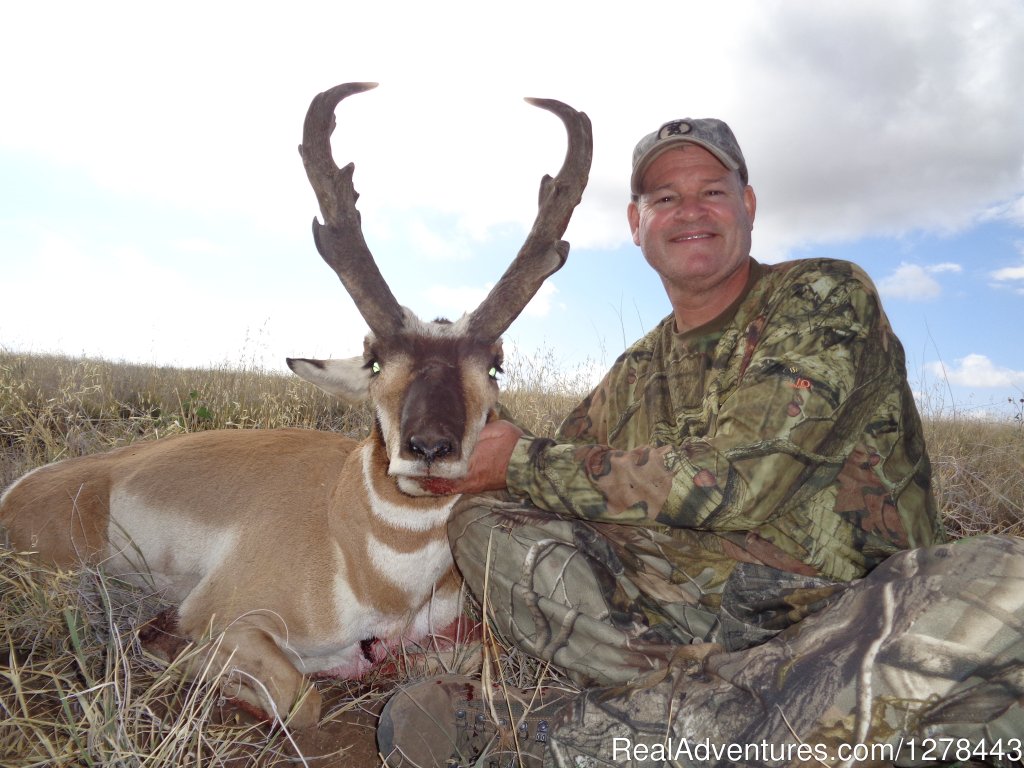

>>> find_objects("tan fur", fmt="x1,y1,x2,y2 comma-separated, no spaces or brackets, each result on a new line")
0,371,482,727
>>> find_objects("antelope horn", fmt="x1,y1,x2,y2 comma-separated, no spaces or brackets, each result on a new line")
299,82,406,338
466,97,593,341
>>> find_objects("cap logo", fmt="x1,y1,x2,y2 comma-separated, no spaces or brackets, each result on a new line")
658,120,693,139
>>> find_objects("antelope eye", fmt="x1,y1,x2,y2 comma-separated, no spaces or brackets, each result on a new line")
488,365,503,380
370,361,382,375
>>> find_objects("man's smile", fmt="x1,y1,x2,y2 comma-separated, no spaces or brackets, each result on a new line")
670,232,714,242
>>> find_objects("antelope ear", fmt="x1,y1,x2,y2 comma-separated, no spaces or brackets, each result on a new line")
287,356,371,403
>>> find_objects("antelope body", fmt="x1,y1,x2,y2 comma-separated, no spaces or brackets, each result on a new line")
0,83,592,728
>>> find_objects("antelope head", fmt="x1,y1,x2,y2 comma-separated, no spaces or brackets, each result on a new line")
288,82,592,497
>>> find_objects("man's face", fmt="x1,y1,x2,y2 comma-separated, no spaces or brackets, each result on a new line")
628,145,756,297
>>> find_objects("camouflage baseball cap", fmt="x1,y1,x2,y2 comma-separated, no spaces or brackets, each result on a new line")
630,118,748,195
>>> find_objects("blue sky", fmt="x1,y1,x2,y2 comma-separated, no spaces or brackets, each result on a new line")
2,1,1022,419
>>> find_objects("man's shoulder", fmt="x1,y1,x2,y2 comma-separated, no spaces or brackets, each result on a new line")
760,257,877,294
750,258,886,335
605,314,675,373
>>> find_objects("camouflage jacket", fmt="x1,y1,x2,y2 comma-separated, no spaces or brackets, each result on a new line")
506,258,944,584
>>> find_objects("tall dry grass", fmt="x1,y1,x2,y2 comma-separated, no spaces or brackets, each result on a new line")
927,417,1024,537
1,349,1022,765
0,352,371,492
0,550,327,765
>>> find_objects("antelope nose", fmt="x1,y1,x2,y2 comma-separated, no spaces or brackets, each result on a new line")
407,434,455,464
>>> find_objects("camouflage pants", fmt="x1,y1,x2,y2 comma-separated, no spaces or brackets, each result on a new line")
450,498,843,686
450,499,1024,766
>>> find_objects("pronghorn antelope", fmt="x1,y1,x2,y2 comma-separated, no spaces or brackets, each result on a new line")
0,82,592,727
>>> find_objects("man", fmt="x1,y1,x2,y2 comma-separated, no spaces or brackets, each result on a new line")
379,118,1024,767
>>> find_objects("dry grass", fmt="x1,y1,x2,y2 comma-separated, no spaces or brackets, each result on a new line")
0,550,313,766
1,348,1022,765
0,352,371,491
0,548,550,767
927,417,1024,538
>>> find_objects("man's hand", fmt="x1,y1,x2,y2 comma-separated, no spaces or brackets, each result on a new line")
453,419,523,493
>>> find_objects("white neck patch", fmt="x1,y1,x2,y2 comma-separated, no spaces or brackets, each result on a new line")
360,444,457,531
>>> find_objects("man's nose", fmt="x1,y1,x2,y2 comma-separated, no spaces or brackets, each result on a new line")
670,195,704,219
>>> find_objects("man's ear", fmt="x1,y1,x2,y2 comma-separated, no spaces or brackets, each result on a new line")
744,185,757,228
627,199,641,246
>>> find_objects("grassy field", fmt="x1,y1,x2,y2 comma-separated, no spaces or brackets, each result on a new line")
1,349,1022,765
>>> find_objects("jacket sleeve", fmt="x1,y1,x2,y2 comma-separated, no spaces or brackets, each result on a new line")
505,264,902,531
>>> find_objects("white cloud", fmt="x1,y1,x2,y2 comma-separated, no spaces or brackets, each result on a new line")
735,1,1024,255
877,262,962,300
0,229,369,371
421,280,559,321
4,1,1021,260
521,281,559,319
991,263,1024,281
981,196,1024,227
422,285,489,319
990,256,1024,294
926,354,1024,388
173,238,224,256
405,217,471,263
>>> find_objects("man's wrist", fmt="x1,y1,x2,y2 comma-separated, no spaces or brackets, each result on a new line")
505,434,540,496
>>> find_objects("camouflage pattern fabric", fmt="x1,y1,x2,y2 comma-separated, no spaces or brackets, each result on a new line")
545,534,1024,767
506,258,943,589
456,259,944,672
450,499,846,682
